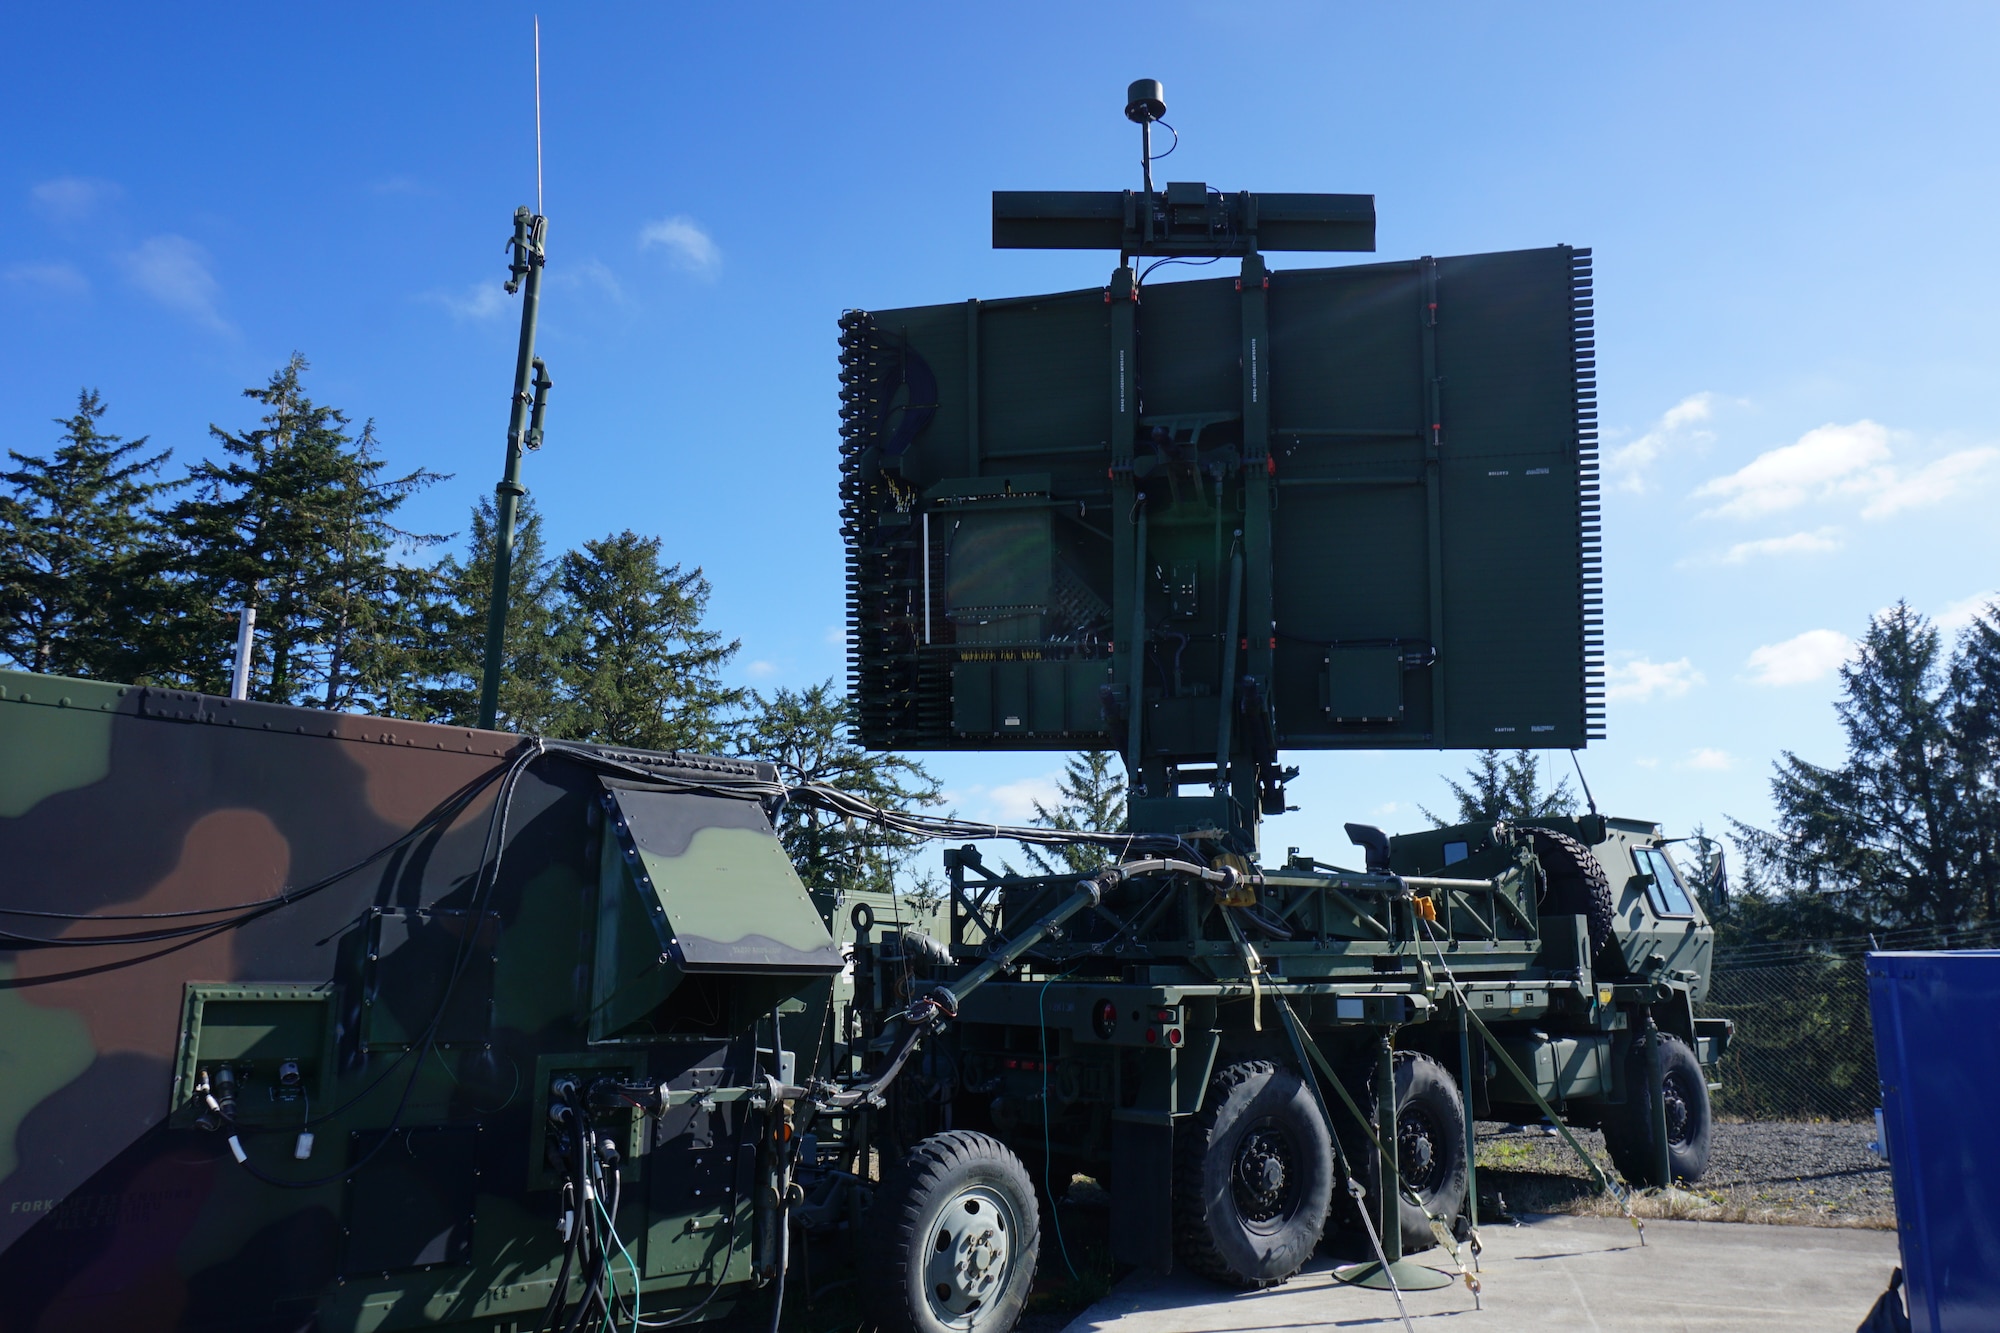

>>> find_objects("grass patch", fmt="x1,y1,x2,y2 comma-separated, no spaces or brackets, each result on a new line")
1475,1134,1897,1231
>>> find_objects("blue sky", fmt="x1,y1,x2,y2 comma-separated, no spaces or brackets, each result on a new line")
5,4,1998,859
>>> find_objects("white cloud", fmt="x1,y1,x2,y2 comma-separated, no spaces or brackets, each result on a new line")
1634,756,1660,770
985,776,1060,822
639,215,720,277
1679,747,1733,772
1716,528,1843,564
1939,592,2000,633
1745,629,1854,686
431,281,508,321
1605,392,1715,493
1861,448,2000,519
823,625,847,646
30,176,122,223
1693,421,1893,519
1605,656,1704,703
943,774,1062,825
4,261,89,297
745,660,779,679
559,258,626,303
119,235,228,332
1693,421,1996,522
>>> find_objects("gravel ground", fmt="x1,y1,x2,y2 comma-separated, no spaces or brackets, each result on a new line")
1476,1118,1896,1226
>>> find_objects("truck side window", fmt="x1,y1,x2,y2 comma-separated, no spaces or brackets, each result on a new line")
1442,841,1468,866
1633,846,1694,916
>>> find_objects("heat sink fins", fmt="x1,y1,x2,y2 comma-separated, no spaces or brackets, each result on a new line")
1572,248,1605,741
838,311,953,748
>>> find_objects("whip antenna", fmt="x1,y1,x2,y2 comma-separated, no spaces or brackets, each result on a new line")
533,16,544,215
1569,749,1599,818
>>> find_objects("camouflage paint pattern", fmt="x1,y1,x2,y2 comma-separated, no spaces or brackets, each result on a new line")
0,668,838,1333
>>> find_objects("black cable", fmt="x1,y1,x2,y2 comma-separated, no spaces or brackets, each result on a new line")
0,917,245,990
538,1094,593,1333
560,1223,611,1333
224,742,545,1189
3,739,1175,950
1137,254,1221,286
766,1199,790,1333
533,1180,582,1333
0,760,511,926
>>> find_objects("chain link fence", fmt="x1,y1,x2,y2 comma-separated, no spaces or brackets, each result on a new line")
1703,923,2000,1121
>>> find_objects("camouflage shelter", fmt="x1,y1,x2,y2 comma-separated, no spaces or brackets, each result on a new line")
0,668,839,1332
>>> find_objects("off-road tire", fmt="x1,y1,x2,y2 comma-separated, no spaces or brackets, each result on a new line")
1601,1032,1712,1187
1330,1051,1470,1254
1172,1060,1332,1288
861,1130,1040,1333
1523,827,1620,975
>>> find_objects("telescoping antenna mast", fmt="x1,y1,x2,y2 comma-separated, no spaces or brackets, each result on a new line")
477,17,554,731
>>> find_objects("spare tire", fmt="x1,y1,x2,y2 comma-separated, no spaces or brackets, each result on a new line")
1523,827,1620,976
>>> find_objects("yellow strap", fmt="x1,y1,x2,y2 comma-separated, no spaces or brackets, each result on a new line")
1220,906,1265,1031
1426,1216,1483,1305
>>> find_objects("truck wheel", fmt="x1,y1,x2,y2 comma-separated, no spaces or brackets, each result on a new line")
1173,1060,1332,1288
1524,827,1620,975
1602,1033,1712,1187
1333,1051,1470,1254
861,1130,1040,1333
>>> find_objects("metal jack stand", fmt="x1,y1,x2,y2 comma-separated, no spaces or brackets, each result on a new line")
1334,1035,1453,1291
1646,1014,1675,1190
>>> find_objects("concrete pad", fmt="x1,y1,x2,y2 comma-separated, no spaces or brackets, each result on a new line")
1060,1215,1901,1332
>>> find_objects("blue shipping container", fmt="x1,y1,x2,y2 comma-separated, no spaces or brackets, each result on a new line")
1868,950,2000,1332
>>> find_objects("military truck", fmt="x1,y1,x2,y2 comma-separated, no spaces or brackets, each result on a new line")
820,76,1737,1322
0,78,1736,1333
840,813,1732,1297
0,666,1731,1333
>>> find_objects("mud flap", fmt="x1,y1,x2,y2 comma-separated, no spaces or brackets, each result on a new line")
1110,1119,1174,1273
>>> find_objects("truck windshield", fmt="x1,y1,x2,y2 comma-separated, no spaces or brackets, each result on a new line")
1633,846,1694,916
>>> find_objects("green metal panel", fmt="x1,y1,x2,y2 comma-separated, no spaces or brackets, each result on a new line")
843,245,1602,755
605,787,841,976
172,983,338,1124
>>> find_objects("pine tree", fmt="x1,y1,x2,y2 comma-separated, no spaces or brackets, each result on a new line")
1732,602,1982,929
558,531,743,750
1950,602,2000,924
412,497,571,732
1021,750,1127,873
1423,749,1576,827
163,355,441,703
309,419,448,711
0,389,175,680
733,679,941,896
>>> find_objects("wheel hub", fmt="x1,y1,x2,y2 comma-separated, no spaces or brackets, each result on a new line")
1399,1108,1443,1194
1663,1071,1692,1147
1232,1121,1298,1229
923,1185,1017,1330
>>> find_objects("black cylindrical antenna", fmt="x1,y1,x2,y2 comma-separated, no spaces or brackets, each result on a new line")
1126,78,1165,196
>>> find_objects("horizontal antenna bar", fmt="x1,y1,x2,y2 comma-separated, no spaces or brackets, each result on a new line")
993,187,1375,255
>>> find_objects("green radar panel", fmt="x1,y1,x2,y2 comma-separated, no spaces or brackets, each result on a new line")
840,236,1602,765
